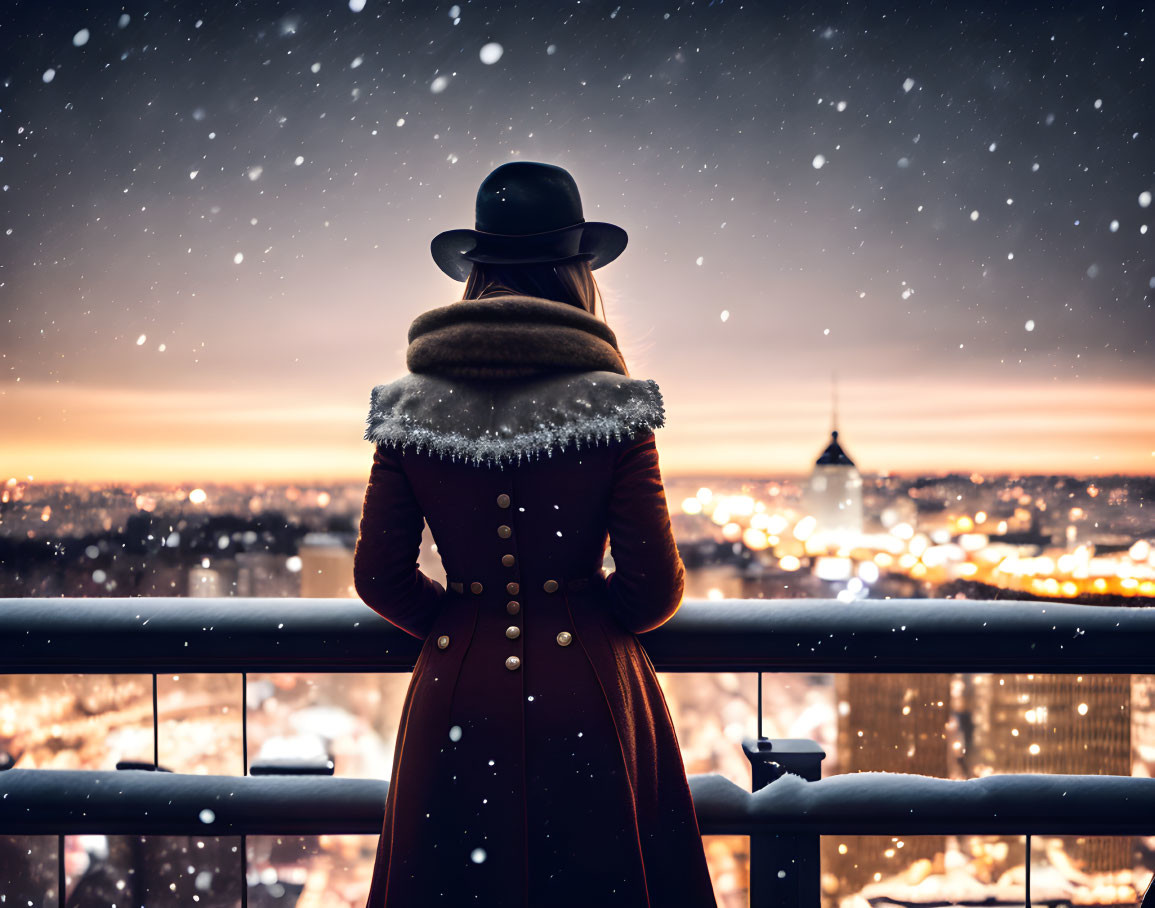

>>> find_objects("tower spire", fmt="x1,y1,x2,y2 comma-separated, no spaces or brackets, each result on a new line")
831,370,838,437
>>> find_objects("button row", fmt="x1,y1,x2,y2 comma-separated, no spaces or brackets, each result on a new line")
436,630,571,650
451,579,560,596
498,491,520,669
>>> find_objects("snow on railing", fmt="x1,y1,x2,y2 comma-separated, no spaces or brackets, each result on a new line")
2,764,1154,838
3,596,1155,907
3,596,1154,673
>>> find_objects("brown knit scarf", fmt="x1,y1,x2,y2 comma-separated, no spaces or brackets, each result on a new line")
406,293,629,380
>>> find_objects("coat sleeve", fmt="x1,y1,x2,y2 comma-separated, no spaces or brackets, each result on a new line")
353,443,445,640
603,430,686,635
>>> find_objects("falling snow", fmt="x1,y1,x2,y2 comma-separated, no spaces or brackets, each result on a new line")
0,1,1150,490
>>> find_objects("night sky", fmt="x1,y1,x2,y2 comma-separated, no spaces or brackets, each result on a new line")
1,1,1153,481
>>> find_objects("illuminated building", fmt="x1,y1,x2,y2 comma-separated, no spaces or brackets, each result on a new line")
809,397,948,899
805,430,864,549
824,673,951,900
966,673,1131,874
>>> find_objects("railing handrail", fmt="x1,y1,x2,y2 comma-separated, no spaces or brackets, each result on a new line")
2,597,1154,673
3,767,1154,837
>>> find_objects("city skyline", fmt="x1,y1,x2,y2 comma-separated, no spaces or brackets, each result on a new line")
2,3,1153,481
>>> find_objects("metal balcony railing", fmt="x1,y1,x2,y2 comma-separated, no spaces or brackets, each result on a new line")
3,597,1155,907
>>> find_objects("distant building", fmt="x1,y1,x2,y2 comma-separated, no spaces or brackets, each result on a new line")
188,567,224,598
963,672,1131,874
299,533,356,598
825,672,951,897
806,430,864,548
236,552,299,598
816,414,947,900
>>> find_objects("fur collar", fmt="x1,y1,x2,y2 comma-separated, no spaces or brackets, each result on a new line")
364,294,664,467
365,370,665,468
405,293,628,379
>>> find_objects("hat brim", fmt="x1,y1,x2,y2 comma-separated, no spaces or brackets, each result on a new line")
430,221,628,282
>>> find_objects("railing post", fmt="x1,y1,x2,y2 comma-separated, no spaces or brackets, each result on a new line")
242,671,248,908
743,738,826,908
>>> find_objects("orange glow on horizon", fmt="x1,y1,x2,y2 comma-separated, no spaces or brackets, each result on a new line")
2,376,1153,483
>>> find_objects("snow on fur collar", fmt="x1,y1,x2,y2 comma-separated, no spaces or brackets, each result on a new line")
364,294,663,467
365,370,665,468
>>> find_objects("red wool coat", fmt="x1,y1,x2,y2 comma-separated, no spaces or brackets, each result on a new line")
354,369,718,908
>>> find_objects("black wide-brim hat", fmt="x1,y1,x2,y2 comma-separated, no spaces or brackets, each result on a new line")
431,161,628,282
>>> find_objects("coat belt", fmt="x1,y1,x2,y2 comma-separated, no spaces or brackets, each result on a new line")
446,574,603,595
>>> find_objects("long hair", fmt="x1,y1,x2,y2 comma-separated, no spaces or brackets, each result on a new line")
461,259,608,324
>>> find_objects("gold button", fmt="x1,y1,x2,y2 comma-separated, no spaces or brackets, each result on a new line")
556,631,572,647
505,625,521,640
449,581,463,594
497,493,511,508
543,579,559,593
505,656,521,671
501,554,516,568
506,582,520,595
506,600,521,615
470,581,484,595
437,635,450,649
497,525,512,539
